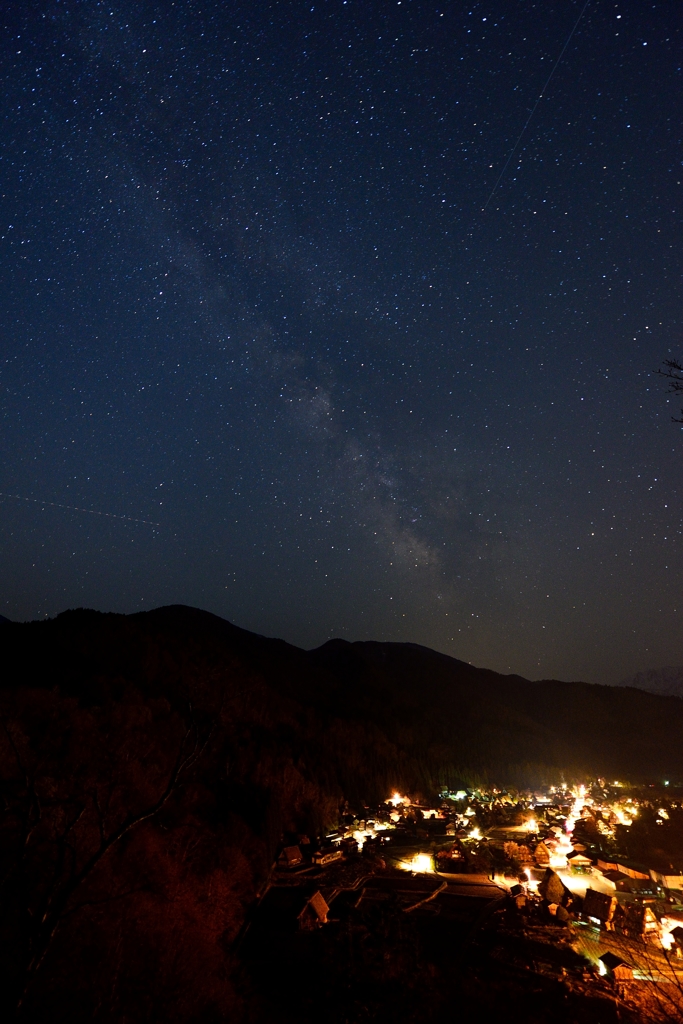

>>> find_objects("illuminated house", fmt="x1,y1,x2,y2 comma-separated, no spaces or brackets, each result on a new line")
567,850,592,874
278,845,304,869
534,841,551,867
598,857,683,893
312,848,343,866
582,888,616,929
297,891,329,931
613,903,658,940
597,858,649,881
649,867,683,891
671,925,683,956
599,952,633,981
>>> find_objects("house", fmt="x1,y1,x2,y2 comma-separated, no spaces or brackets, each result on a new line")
613,902,658,939
582,888,616,928
621,878,658,899
597,858,683,892
599,952,633,981
597,858,649,881
297,891,329,931
600,869,630,889
534,842,551,867
278,845,304,869
567,850,592,874
312,848,343,866
649,868,683,891
670,925,683,956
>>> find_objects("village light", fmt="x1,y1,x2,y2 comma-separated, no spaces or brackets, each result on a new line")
400,852,433,873
659,917,683,951
524,868,539,891
613,807,634,826
388,792,409,807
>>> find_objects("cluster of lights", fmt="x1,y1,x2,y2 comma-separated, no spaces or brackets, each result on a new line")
400,852,433,873
388,792,410,807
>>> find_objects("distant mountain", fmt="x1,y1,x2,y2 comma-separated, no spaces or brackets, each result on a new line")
621,665,683,698
2,605,683,1021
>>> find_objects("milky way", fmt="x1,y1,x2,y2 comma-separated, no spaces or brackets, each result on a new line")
1,0,681,683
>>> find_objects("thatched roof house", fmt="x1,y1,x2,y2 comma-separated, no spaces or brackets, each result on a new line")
278,845,304,868
582,887,616,926
613,902,658,939
298,891,329,931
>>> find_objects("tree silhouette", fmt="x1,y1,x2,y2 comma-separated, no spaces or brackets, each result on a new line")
0,694,214,1018
656,360,683,423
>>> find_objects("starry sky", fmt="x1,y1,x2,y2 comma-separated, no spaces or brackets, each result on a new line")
1,0,682,684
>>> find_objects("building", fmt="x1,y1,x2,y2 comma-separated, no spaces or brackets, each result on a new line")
534,841,551,867
597,858,649,881
649,868,683,891
613,902,658,940
567,850,592,874
278,845,304,869
297,891,329,931
670,925,683,956
312,848,343,866
582,888,616,928
598,858,683,892
599,952,633,981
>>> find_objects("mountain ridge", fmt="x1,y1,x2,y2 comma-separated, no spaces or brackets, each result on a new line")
2,604,682,1022
4,603,682,784
619,664,683,699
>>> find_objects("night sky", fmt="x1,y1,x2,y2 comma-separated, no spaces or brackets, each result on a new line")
1,0,682,684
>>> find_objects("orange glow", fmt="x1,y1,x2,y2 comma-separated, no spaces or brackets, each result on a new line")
400,853,433,873
388,792,409,807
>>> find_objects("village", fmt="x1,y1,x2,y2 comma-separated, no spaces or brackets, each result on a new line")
243,780,683,1021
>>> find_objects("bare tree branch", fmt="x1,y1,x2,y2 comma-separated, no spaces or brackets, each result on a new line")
656,361,683,422
15,708,211,1014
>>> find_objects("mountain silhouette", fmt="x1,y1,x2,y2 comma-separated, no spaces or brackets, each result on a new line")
621,665,683,699
2,604,682,1022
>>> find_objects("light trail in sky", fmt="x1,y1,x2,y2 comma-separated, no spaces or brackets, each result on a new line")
0,492,160,527
483,0,591,211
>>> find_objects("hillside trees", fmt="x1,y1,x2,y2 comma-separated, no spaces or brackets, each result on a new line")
0,683,249,1020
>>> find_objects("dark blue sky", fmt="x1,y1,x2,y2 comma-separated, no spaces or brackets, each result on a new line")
1,0,681,683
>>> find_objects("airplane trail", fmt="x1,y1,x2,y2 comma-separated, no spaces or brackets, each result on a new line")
483,0,591,211
0,492,160,527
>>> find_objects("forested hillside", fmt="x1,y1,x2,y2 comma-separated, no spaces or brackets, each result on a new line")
1,604,682,1021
